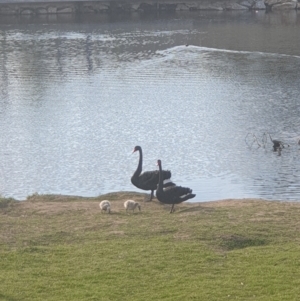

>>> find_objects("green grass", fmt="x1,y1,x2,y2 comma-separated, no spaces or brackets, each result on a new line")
1,193,300,300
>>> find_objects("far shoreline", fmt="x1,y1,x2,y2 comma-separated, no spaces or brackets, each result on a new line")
0,0,298,17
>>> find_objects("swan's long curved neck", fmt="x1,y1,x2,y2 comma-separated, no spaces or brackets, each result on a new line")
133,148,143,177
157,162,163,193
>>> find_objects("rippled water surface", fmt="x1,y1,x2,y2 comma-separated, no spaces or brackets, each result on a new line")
1,11,300,201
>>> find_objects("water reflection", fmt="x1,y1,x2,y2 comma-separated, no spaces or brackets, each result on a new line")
0,12,300,201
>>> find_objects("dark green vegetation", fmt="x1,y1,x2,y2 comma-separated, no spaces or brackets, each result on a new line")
1,193,300,300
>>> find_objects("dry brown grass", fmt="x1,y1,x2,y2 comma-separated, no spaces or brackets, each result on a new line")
2,193,300,249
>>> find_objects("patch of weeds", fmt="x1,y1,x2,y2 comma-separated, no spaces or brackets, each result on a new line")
0,197,17,209
220,234,267,251
26,192,40,201
21,246,48,254
28,231,76,246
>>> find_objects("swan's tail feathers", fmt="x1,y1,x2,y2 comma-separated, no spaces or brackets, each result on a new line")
162,170,172,180
179,187,193,195
181,193,196,202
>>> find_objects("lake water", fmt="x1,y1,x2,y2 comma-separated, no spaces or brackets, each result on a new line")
1,11,300,201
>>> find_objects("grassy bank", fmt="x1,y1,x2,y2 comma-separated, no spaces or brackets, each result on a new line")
1,192,300,300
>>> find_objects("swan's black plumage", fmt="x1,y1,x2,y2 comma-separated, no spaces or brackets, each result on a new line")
269,133,284,151
131,146,171,201
156,159,196,213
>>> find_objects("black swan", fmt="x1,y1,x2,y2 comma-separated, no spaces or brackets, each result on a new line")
269,133,284,151
156,159,196,213
131,146,171,201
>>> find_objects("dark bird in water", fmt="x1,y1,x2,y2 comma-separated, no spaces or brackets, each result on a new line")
156,159,196,213
131,146,172,202
269,133,287,151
